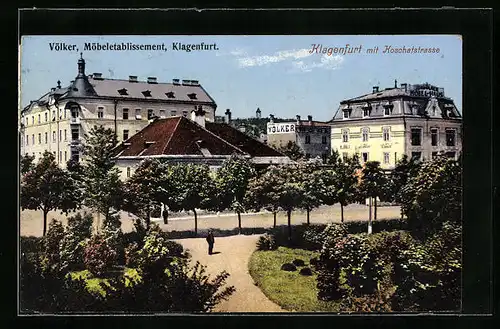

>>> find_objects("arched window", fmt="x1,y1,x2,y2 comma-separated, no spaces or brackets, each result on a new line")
342,129,349,143
362,128,369,142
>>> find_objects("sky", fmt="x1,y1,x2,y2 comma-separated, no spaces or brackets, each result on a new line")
19,35,462,121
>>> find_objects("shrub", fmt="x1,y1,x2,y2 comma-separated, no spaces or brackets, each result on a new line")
256,233,277,251
59,212,93,272
391,222,461,311
299,267,313,276
83,234,117,277
302,224,328,250
310,257,319,267
40,219,65,272
136,224,174,277
165,240,184,257
281,263,297,271
340,290,393,313
124,242,141,268
20,236,43,255
367,230,414,264
102,213,124,265
292,259,305,267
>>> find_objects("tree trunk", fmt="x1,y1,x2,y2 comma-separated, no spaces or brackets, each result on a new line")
42,209,49,237
340,203,344,223
273,212,277,228
306,208,310,225
287,210,292,241
368,197,373,234
237,211,242,234
374,197,378,221
96,213,101,234
194,208,198,236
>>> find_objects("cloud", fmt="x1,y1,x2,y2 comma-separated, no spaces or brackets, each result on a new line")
291,55,344,72
236,48,313,68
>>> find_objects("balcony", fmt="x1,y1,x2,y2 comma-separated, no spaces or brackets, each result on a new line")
70,117,81,125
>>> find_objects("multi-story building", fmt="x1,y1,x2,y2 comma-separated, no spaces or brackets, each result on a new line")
330,81,462,169
19,54,217,167
266,115,332,163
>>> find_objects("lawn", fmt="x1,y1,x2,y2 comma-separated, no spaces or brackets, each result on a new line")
248,247,341,312
69,267,141,297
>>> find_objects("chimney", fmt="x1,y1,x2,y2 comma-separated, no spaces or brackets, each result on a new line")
191,80,199,86
57,80,61,89
129,75,138,83
225,109,232,124
401,83,408,91
307,115,313,122
191,106,206,128
93,72,103,80
296,114,301,124
373,86,379,93
172,78,180,85
182,79,191,86
269,114,275,123
147,76,157,84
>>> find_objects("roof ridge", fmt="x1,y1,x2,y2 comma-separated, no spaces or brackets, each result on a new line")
161,117,182,154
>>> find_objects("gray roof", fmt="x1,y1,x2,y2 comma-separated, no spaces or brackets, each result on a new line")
82,77,216,103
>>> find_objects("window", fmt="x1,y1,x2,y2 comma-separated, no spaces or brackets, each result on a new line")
38,133,41,144
52,110,56,121
362,128,369,142
127,167,131,178
411,152,422,161
123,130,129,141
59,130,62,142
26,134,29,146
38,114,41,123
147,109,154,120
135,109,142,120
305,135,311,144
171,110,177,116
118,88,128,96
32,116,34,125
431,128,439,146
342,129,349,143
383,152,390,164
64,129,67,141
32,134,34,145
187,93,197,100
362,152,369,163
159,110,166,118
182,111,188,117
166,92,175,98
383,127,390,141
64,151,67,162
45,112,48,121
384,106,391,116
142,90,152,97
52,131,56,142
97,107,104,119
45,132,48,144
322,136,327,144
446,129,456,146
363,107,370,118
71,128,79,140
122,108,129,120
411,128,422,146
71,149,79,162
343,109,350,119
59,151,62,162
342,152,348,162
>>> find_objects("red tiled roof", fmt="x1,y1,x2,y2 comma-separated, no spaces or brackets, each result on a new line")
205,122,284,157
114,117,249,157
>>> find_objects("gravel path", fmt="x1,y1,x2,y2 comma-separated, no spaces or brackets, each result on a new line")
175,235,286,313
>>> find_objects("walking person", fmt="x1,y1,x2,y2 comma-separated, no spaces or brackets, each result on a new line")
206,229,215,255
162,204,169,224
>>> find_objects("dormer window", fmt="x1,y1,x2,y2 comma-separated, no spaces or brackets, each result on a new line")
142,90,152,97
343,108,351,119
383,104,393,116
166,91,175,98
118,88,128,96
187,93,197,100
362,107,371,118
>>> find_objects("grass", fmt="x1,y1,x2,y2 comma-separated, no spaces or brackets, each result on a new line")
248,247,341,312
69,267,141,297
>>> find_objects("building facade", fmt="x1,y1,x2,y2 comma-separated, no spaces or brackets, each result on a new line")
330,82,462,169
19,55,217,167
266,115,332,162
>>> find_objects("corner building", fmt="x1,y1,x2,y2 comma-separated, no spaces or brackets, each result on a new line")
19,55,217,167
330,82,462,169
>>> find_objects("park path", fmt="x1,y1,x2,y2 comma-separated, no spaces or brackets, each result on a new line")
174,235,286,313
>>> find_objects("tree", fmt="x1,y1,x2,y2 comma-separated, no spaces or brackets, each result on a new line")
357,161,390,234
275,164,305,241
123,159,165,230
331,153,361,223
168,164,214,236
20,154,35,175
20,151,80,236
390,155,421,220
81,125,123,231
215,155,256,234
299,162,323,225
245,166,282,228
275,141,304,161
